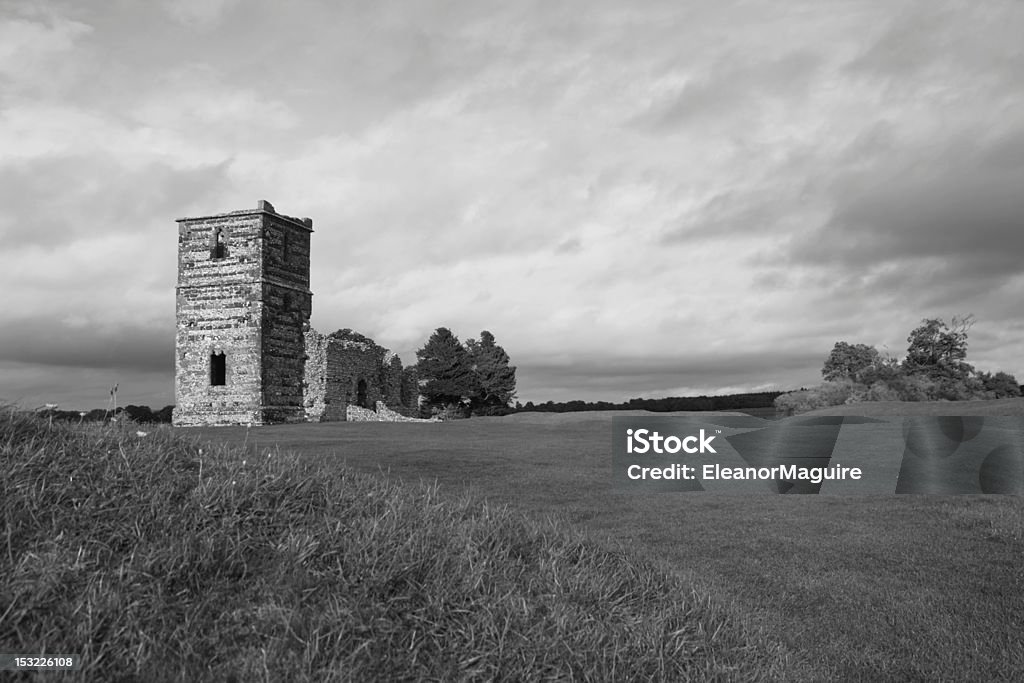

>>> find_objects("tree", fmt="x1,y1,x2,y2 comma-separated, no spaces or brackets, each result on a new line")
327,328,374,344
415,328,477,414
121,405,154,423
822,342,882,382
978,371,1022,399
902,315,975,382
465,330,517,415
153,405,175,423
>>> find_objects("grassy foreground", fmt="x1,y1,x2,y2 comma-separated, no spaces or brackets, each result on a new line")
198,404,1024,681
0,407,790,681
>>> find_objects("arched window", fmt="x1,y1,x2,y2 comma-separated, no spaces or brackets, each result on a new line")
210,352,226,386
211,227,228,259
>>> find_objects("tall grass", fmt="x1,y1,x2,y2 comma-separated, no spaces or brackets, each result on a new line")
1,407,785,681
199,411,1024,680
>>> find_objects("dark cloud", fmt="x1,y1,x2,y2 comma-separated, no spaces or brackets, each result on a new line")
787,129,1024,286
0,362,173,412
0,317,172,373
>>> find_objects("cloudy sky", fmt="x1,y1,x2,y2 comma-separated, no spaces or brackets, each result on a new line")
2,0,1023,410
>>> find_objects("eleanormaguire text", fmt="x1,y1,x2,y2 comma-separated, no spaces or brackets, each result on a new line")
627,463,862,483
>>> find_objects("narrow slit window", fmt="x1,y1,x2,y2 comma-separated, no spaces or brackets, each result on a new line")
282,231,290,262
212,227,228,259
210,352,226,386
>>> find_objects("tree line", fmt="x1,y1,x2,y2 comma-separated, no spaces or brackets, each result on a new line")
776,315,1022,415
516,392,785,414
34,405,175,424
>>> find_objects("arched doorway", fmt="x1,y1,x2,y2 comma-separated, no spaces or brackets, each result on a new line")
356,379,368,408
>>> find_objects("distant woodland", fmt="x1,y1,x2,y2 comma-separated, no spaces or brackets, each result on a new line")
514,392,784,414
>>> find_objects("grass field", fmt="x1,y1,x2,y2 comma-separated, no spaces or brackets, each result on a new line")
2,407,791,681
5,401,1022,680
192,400,1024,681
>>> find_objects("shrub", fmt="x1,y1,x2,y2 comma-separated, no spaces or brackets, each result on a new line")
774,380,858,415
864,381,901,402
816,379,858,406
430,402,470,421
979,371,1022,398
775,390,810,416
889,374,938,402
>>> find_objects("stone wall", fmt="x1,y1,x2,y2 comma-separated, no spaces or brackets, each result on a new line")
173,201,313,426
172,200,418,427
303,329,420,421
346,402,438,422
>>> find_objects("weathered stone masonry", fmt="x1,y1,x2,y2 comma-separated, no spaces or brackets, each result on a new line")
173,200,420,427
303,330,419,422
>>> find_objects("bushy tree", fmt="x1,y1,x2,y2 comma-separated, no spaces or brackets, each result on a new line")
977,371,1022,399
862,381,901,402
120,405,155,423
153,405,175,423
822,342,881,382
465,331,517,415
798,314,1020,406
774,380,858,416
415,328,477,416
328,328,374,344
902,315,975,382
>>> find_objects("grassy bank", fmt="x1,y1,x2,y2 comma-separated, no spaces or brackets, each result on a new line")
1,407,789,681
196,406,1024,680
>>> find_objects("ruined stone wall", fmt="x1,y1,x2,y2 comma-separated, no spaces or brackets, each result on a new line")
303,330,420,421
302,328,330,421
346,402,438,422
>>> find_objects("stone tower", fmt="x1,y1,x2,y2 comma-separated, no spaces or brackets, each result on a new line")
172,200,313,426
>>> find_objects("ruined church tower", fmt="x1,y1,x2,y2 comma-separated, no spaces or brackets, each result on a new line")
172,200,313,426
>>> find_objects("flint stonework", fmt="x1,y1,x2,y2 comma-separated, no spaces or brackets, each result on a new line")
172,201,419,426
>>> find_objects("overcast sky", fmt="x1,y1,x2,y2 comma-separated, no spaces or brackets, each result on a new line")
2,0,1023,410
